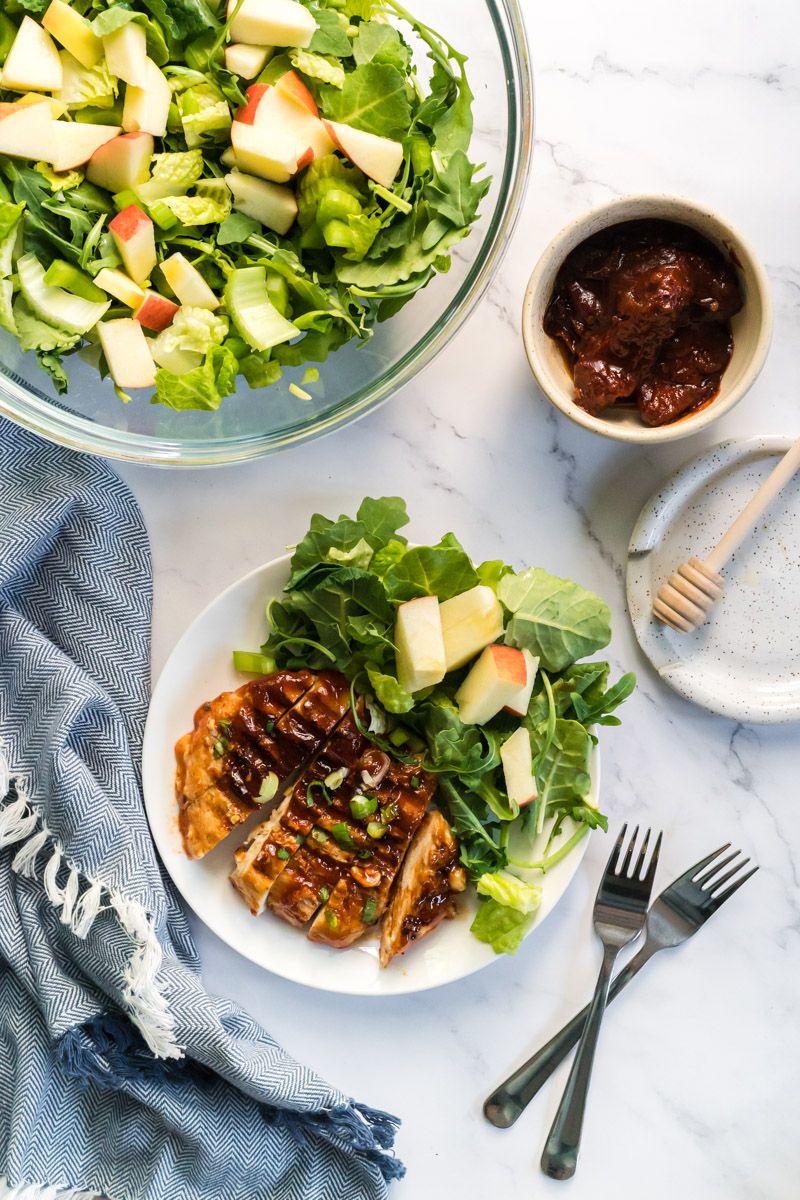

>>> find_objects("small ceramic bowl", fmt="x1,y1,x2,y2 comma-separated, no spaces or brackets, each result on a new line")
521,194,773,443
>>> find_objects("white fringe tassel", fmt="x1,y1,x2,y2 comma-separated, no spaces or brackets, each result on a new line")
0,1179,101,1200
0,754,182,1061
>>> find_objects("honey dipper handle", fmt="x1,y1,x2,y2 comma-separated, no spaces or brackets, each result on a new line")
705,437,800,573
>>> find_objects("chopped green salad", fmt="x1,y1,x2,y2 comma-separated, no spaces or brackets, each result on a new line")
0,0,487,407
236,498,636,954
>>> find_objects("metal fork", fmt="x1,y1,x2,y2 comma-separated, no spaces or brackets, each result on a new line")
485,843,758,1131
540,824,661,1180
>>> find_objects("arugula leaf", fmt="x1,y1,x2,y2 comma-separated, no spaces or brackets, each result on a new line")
151,344,238,410
382,535,478,601
321,63,411,139
217,212,261,245
500,568,612,672
424,151,490,230
527,718,592,810
470,898,534,954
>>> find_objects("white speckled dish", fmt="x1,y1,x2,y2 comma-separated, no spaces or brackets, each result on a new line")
627,437,800,723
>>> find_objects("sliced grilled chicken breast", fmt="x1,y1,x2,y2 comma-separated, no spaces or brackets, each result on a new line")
379,810,466,967
176,670,350,858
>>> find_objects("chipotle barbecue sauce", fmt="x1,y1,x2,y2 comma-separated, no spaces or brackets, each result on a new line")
543,219,743,427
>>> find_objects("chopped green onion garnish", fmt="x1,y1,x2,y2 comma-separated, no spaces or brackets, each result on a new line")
311,829,329,843
319,885,330,902
276,847,290,860
331,821,355,850
324,768,347,790
367,821,387,840
389,728,409,747
289,382,312,401
380,802,398,824
212,738,227,758
258,772,279,802
357,848,372,860
306,780,330,808
325,909,338,929
219,719,231,732
361,898,378,924
232,650,277,675
350,793,378,821
265,719,275,734
410,774,420,789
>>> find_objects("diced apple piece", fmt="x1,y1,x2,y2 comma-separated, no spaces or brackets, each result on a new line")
224,42,271,79
230,120,298,183
0,99,54,161
86,131,153,194
108,204,156,285
225,169,297,236
103,21,148,87
98,318,155,389
220,146,237,168
16,90,66,118
439,584,504,671
50,120,120,171
42,1,102,69
248,85,332,160
94,267,145,308
160,253,218,310
228,0,316,49
275,68,317,115
324,119,402,188
504,649,539,717
395,596,446,695
2,17,63,92
235,82,269,125
456,644,528,726
134,289,179,331
500,727,538,809
122,57,171,137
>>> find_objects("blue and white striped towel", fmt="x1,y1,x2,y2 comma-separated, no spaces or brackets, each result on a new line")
0,420,403,1200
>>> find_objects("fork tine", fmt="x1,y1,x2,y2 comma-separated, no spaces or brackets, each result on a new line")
619,824,639,876
605,823,628,875
705,857,750,893
695,849,739,887
639,830,662,883
679,843,731,885
710,864,758,905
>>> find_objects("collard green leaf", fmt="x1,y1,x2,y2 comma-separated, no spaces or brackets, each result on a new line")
352,21,410,70
309,7,352,57
356,496,409,548
500,568,611,671
321,63,411,140
382,534,478,601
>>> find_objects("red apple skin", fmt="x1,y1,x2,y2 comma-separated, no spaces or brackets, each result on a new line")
295,144,313,172
487,644,528,686
109,204,152,241
275,70,318,116
236,83,270,125
323,119,345,156
134,291,179,331
87,131,153,190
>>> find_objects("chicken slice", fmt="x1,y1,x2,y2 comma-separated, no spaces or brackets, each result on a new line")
176,669,350,859
379,810,466,967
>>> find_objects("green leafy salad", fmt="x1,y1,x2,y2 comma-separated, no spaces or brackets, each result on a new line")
0,0,487,407
235,498,636,955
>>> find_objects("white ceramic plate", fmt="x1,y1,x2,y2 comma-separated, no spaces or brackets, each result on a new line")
142,555,595,996
627,437,800,723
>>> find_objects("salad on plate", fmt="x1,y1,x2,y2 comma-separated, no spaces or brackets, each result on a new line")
175,498,635,963
0,0,487,408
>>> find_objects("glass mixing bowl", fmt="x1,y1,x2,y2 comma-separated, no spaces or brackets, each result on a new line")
0,0,532,466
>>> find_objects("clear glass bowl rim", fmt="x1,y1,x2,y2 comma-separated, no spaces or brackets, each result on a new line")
0,0,533,467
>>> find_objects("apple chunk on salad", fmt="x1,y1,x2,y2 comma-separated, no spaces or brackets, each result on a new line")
232,498,636,955
0,0,488,408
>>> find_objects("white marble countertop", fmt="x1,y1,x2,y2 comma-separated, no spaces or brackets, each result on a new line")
119,2,799,1195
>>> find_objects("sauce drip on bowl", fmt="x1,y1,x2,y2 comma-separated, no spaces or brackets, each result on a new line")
543,219,743,426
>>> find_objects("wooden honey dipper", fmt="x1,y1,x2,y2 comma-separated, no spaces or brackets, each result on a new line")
653,437,800,632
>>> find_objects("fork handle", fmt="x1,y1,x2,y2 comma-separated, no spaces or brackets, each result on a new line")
540,943,618,1180
484,942,655,1129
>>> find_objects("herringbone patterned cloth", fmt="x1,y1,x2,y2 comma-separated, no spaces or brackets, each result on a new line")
0,421,403,1200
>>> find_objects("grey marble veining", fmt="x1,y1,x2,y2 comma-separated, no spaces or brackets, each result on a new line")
118,1,800,1195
